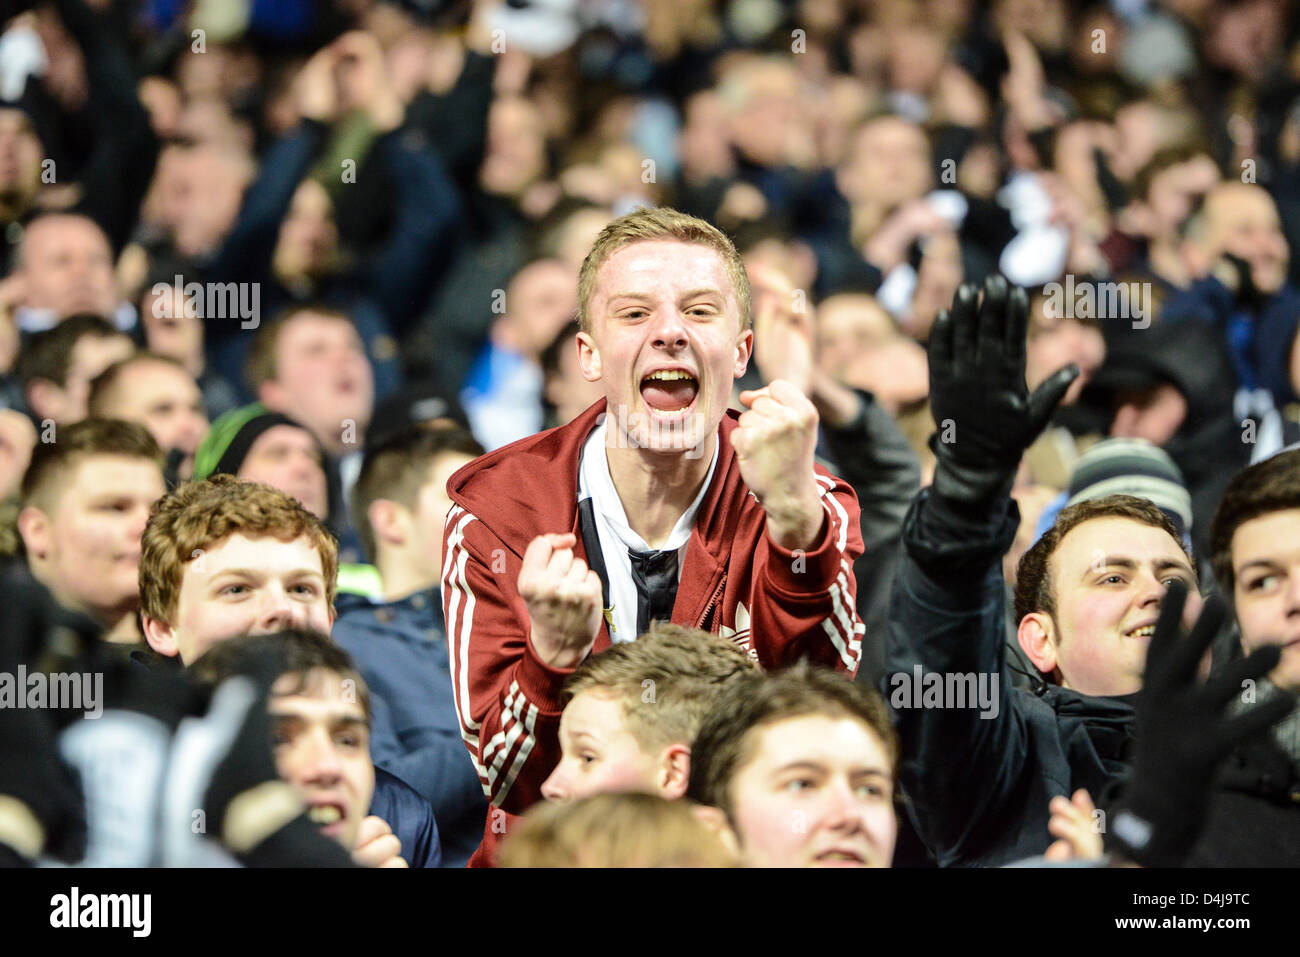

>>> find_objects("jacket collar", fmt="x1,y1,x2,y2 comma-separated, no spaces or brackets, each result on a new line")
446,399,748,635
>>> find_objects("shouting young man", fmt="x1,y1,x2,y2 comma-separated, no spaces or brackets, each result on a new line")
443,206,865,864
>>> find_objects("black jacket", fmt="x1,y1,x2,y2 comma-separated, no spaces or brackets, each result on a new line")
1188,704,1300,866
885,489,1136,867
819,390,922,690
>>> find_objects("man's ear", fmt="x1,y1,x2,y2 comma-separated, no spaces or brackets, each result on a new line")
576,331,601,382
658,743,691,800
16,506,50,560
257,379,284,412
25,380,63,423
690,803,742,860
733,328,754,377
367,499,408,550
1017,612,1059,676
141,615,180,658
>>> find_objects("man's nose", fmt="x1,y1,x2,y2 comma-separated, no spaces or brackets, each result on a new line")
540,763,570,802
127,503,152,542
821,777,868,832
298,727,344,783
649,306,689,349
1130,565,1173,606
1283,570,1300,614
258,586,299,630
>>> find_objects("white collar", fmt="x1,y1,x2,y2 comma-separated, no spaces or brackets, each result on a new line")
579,416,719,555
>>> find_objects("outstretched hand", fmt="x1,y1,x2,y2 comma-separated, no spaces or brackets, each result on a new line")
928,275,1078,510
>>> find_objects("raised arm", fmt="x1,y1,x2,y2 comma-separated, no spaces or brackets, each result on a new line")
886,275,1078,864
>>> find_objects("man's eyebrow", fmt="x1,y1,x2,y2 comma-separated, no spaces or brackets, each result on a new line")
1082,557,1137,579
208,568,324,581
1236,558,1284,575
773,760,826,775
1152,558,1196,576
679,287,725,301
268,709,368,727
850,768,893,780
1081,556,1190,579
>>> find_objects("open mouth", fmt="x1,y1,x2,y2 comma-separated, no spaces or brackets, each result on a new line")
1126,623,1158,639
307,801,347,836
639,369,699,418
812,848,867,867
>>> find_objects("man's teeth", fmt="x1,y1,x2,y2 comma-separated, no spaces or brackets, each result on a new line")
1130,625,1157,638
645,370,694,381
309,806,342,825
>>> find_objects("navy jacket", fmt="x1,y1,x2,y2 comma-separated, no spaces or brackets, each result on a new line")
885,490,1136,867
336,588,488,868
1160,275,1300,409
370,767,441,869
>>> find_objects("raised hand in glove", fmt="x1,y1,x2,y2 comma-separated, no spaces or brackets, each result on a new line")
1107,581,1296,867
928,275,1078,513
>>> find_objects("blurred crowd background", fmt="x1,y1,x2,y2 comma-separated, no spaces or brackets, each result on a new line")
2,0,1299,574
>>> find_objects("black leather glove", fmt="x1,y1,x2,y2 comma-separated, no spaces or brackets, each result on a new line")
1107,581,1296,867
928,275,1079,513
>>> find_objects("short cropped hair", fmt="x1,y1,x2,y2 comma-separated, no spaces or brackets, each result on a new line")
687,661,898,822
1014,494,1192,625
188,629,371,724
87,352,193,417
1211,449,1300,594
498,792,739,867
140,474,338,623
350,425,483,561
245,303,353,393
577,206,751,334
18,314,128,390
561,622,760,753
21,418,163,513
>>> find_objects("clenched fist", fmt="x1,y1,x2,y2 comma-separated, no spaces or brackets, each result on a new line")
734,380,825,551
352,814,407,868
518,533,603,669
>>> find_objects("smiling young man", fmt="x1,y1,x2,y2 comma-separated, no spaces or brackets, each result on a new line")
139,475,337,666
443,206,865,865
688,662,898,868
1013,496,1199,697
885,275,1206,867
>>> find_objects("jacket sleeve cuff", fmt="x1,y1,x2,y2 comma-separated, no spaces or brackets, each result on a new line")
764,500,840,593
516,635,577,715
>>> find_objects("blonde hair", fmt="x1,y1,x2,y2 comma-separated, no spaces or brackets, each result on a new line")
576,206,751,334
498,792,739,867
562,622,759,753
140,474,338,622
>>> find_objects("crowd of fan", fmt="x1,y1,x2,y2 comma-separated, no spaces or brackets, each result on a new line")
0,0,1298,868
